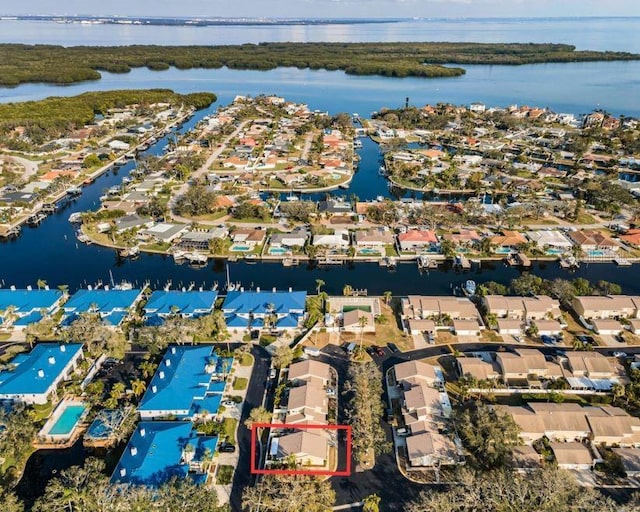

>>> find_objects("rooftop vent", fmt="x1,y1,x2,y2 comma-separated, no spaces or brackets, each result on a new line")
288,287,292,293
256,286,260,293
48,356,56,365
130,446,138,456
119,468,127,477
152,385,157,393
140,428,146,437
10,285,16,291
240,286,245,292
272,287,276,293
60,345,66,352
165,359,171,367
159,371,165,380
171,347,176,354
26,285,32,291
37,369,45,378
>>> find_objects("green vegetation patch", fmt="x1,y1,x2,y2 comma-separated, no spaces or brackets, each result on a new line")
216,465,235,485
1,42,638,88
232,377,248,391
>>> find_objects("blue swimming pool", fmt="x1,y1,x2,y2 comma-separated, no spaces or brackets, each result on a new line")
588,250,608,257
494,247,513,255
359,248,381,256
230,244,252,252
546,248,565,255
269,247,289,255
49,405,86,436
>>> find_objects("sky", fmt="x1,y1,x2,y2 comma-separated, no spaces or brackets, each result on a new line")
2,0,639,19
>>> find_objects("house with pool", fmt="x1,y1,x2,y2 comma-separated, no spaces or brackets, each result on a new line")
111,421,218,487
222,289,307,331
61,288,144,327
137,345,232,420
0,288,64,330
0,343,83,404
143,290,218,325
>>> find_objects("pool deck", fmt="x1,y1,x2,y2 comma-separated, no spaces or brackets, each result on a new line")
35,398,89,449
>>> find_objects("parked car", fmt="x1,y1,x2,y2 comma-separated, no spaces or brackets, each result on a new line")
540,335,554,344
374,346,386,357
613,351,628,359
218,442,236,453
221,400,237,408
387,342,399,353
269,368,277,380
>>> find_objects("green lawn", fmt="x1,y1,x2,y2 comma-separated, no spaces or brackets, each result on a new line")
239,353,254,367
232,377,248,391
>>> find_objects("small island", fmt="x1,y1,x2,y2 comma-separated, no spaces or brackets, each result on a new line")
0,42,638,86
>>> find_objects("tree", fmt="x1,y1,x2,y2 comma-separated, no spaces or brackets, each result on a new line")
344,362,390,464
383,291,393,305
273,345,294,369
36,278,47,290
406,468,630,512
244,406,272,430
62,311,111,356
315,279,325,295
0,490,23,512
358,314,369,349
454,402,520,469
241,475,335,512
362,494,381,512
131,378,147,398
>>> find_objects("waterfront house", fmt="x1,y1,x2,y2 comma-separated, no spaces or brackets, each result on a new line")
138,345,230,420
441,229,482,247
398,230,439,252
342,308,375,333
268,228,308,250
567,230,619,252
221,289,306,330
115,214,153,234
62,289,143,327
402,296,480,324
312,230,350,249
550,442,594,470
111,421,218,487
483,295,560,322
231,228,266,246
140,223,188,244
143,291,218,325
572,295,640,320
0,343,83,404
620,229,640,247
0,289,64,329
353,227,394,248
490,230,527,251
526,230,574,251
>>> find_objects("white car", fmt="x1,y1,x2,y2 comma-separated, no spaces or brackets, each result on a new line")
221,400,237,408
613,352,628,359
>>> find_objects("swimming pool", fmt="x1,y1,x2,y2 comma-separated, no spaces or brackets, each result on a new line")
546,248,565,255
49,405,86,435
230,244,252,252
494,247,513,254
358,248,381,256
587,250,608,257
269,247,289,255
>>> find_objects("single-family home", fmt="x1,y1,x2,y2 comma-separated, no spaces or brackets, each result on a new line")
406,431,458,467
496,349,548,381
565,352,614,379
353,227,394,248
271,429,329,467
572,295,640,320
456,357,500,382
394,360,442,389
398,230,439,252
490,230,527,251
567,230,619,252
269,228,308,249
341,309,375,333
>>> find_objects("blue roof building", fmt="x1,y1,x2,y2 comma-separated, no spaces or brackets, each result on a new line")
138,345,232,420
0,343,84,404
0,289,63,329
221,289,306,330
62,289,143,326
144,291,218,325
111,421,217,487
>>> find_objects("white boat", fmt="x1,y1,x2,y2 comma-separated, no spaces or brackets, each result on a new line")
68,212,83,223
185,252,208,265
354,140,363,149
464,280,477,296
67,186,82,196
285,195,300,202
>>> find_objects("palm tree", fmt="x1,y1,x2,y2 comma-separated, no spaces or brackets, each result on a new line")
36,279,47,290
131,379,147,398
358,314,369,350
343,284,353,297
57,284,69,297
383,291,393,305
139,360,157,379
315,279,325,295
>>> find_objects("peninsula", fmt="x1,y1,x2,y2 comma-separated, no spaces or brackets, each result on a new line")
0,42,639,86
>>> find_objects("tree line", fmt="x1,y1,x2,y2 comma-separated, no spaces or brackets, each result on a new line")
0,42,638,87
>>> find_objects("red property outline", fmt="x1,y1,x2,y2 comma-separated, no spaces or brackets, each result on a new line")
250,423,352,476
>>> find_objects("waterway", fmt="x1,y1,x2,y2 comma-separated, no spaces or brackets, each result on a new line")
0,17,639,292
